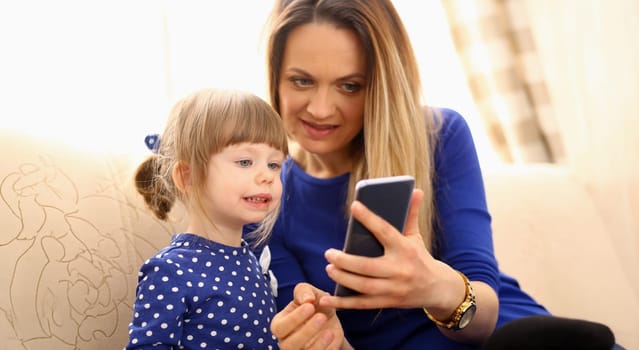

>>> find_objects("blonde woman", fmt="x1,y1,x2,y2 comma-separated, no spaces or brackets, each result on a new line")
261,1,618,349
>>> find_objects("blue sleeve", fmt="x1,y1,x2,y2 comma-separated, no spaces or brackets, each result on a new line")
433,108,500,293
126,257,187,349
268,219,308,310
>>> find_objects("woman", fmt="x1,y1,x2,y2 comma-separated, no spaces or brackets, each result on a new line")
258,1,615,349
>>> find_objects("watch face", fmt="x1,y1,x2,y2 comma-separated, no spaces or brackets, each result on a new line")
458,305,477,329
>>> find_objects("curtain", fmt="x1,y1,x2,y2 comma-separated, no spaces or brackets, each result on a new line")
522,0,639,297
443,0,639,309
441,0,563,163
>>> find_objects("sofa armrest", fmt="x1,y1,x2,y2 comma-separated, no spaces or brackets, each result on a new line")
484,164,637,347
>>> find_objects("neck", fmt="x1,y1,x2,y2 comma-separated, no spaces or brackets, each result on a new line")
291,143,352,179
186,212,243,247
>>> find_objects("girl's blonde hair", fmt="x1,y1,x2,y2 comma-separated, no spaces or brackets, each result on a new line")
266,0,440,251
134,88,289,246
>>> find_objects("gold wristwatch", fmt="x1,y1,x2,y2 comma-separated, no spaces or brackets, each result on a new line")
423,270,477,330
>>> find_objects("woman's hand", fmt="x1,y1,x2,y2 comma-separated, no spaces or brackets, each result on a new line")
320,189,460,310
319,189,499,344
271,283,353,350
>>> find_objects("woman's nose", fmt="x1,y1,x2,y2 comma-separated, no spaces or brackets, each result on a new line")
306,87,335,119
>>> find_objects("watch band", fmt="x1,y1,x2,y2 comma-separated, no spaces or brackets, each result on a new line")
422,270,476,330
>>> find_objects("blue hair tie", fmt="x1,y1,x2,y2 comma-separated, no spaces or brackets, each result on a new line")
144,134,160,153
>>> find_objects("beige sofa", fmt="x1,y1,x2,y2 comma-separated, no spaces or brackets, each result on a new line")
0,129,636,349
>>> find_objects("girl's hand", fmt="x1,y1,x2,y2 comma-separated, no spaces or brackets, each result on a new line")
271,283,352,350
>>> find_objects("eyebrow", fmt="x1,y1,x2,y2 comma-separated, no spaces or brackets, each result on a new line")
285,67,366,82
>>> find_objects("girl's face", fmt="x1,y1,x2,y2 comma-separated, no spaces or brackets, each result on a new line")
202,142,284,232
278,23,367,161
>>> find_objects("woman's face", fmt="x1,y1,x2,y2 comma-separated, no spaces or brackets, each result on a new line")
278,23,366,160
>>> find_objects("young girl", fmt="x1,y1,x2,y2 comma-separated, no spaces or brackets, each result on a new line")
125,88,288,350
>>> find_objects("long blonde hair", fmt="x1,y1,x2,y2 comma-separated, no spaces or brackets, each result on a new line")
266,0,440,250
134,88,289,246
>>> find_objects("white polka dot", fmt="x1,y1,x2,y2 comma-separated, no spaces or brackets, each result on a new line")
166,304,174,310
146,330,152,336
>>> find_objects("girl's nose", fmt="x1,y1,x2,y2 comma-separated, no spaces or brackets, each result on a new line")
256,167,275,184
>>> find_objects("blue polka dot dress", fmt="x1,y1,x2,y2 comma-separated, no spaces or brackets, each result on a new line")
125,233,278,349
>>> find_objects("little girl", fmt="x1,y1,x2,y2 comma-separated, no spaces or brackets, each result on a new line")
125,88,288,349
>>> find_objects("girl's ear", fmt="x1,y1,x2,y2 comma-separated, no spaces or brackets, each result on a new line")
172,162,191,193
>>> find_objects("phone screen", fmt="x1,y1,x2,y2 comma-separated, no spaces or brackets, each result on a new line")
334,175,415,296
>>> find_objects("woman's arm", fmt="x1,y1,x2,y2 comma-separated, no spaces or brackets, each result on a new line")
319,109,501,345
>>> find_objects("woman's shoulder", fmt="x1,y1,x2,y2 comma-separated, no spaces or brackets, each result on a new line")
431,106,471,139
428,106,475,154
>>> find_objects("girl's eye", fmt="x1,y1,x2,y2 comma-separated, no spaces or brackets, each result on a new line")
236,159,253,167
268,162,281,170
291,77,313,87
341,82,362,93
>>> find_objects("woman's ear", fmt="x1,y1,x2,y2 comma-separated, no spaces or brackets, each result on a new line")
172,162,191,193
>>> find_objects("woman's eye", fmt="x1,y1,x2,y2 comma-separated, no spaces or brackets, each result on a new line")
268,162,281,170
341,82,362,93
236,159,252,167
291,77,313,87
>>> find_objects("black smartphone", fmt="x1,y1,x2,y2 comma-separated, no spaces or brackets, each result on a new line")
334,175,415,297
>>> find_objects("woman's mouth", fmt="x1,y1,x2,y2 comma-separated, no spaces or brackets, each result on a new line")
301,120,337,138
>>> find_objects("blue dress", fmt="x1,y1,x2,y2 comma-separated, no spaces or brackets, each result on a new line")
126,233,278,350
262,108,550,349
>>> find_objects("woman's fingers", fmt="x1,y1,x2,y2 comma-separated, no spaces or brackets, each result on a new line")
272,283,345,349
403,189,425,238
